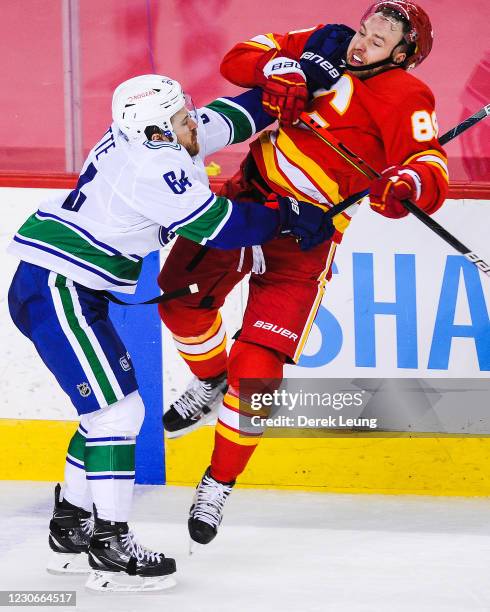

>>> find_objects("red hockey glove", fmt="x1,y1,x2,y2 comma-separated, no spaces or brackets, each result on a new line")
255,51,308,127
369,165,422,219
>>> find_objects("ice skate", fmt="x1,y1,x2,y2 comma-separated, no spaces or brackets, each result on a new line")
164,373,227,438
86,512,176,592
47,483,93,575
188,467,235,546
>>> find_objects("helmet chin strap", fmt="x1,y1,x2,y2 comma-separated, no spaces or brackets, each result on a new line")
345,56,399,72
345,40,406,72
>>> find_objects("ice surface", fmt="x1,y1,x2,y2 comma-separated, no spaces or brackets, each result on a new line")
1,481,490,611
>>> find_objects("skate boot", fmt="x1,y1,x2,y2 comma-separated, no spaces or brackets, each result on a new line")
188,467,235,547
86,512,176,592
163,372,227,438
47,483,93,575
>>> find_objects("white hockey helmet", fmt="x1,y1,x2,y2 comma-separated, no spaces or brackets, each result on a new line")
112,74,186,143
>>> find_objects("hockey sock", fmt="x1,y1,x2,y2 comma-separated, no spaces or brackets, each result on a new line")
211,341,285,483
85,437,135,522
171,312,228,380
84,392,144,522
63,423,92,512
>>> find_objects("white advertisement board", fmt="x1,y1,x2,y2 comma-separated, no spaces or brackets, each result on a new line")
1,188,489,424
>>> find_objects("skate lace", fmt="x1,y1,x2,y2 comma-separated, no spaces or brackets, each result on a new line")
121,530,162,563
173,377,213,419
192,474,232,528
80,516,94,536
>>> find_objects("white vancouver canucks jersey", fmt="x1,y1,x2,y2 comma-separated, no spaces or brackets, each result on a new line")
8,92,269,293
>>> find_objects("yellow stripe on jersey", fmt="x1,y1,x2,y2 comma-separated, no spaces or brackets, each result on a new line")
245,33,280,51
258,132,353,234
259,133,311,202
275,129,342,205
265,33,280,49
403,149,449,182
245,40,275,51
422,161,449,181
293,242,337,362
403,148,447,164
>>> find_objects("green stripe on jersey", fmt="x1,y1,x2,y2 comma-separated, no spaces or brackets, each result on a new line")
176,196,230,244
85,443,135,473
18,214,142,281
55,275,118,405
67,429,86,462
205,99,254,144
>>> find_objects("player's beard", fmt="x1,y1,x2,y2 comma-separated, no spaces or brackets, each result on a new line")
182,130,199,157
345,63,397,80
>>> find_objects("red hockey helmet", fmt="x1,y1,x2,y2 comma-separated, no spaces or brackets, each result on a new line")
361,1,433,69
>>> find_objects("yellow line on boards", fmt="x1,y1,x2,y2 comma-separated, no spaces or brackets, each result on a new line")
165,426,490,497
3,419,490,497
0,419,77,481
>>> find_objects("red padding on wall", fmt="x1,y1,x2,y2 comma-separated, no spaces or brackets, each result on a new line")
0,173,488,200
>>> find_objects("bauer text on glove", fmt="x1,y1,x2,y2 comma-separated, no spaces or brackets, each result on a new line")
300,24,355,93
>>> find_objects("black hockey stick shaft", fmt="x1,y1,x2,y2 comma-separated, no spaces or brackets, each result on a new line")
438,104,490,145
299,110,490,277
101,282,199,306
308,103,490,219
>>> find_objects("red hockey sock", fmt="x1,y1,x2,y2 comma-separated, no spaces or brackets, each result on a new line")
159,304,227,380
210,341,285,483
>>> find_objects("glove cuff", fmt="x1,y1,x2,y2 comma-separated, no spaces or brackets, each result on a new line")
276,196,300,233
256,51,306,83
396,168,422,201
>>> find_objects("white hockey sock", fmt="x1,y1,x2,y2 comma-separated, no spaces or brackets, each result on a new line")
83,392,144,523
63,422,92,512
88,477,135,523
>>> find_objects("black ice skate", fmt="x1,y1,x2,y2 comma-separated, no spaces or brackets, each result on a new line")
86,511,176,592
47,483,93,575
163,372,227,438
188,467,235,546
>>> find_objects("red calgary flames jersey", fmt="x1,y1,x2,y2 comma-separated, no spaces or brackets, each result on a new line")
221,27,449,234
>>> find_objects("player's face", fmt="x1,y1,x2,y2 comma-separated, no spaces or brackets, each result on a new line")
346,13,407,79
171,107,199,156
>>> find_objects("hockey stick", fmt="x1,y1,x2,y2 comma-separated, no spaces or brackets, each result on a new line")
100,283,199,306
310,103,490,219
438,104,490,146
299,108,490,277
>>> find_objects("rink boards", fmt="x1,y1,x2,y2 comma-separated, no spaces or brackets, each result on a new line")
1,186,489,495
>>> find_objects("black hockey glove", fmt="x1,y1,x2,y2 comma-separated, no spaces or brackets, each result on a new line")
300,24,355,93
275,196,335,251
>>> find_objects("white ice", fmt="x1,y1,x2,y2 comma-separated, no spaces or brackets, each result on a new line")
1,482,490,611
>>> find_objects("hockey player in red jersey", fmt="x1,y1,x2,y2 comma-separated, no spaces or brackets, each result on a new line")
157,1,449,545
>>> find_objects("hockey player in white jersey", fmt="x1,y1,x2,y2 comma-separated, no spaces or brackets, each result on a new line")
7,74,335,592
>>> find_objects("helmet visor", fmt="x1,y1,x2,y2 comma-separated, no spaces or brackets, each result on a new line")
184,92,198,125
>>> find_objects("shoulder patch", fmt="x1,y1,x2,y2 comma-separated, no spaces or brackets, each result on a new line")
144,140,182,150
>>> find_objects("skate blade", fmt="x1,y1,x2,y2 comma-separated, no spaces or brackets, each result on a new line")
47,552,90,575
188,538,208,556
85,570,177,593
